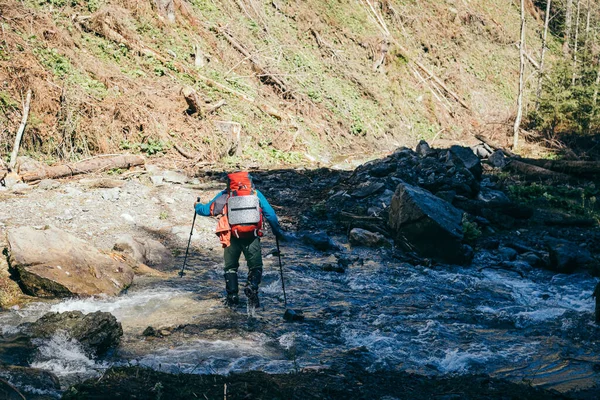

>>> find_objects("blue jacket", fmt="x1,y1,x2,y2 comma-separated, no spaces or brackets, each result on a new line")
195,189,283,236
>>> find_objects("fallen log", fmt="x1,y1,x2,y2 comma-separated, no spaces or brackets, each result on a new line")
21,155,145,182
518,158,600,178
505,159,573,183
475,134,518,158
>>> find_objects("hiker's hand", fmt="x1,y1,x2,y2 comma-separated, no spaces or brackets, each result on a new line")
194,196,201,208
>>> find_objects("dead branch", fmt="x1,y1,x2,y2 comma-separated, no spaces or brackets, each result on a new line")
206,99,226,114
213,26,297,100
21,155,145,182
310,27,339,59
174,143,196,159
9,89,32,171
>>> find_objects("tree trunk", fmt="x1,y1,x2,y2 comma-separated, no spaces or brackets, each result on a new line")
513,0,526,150
506,160,573,182
564,0,573,55
9,90,32,171
518,158,600,178
536,0,552,110
572,0,581,85
21,155,146,182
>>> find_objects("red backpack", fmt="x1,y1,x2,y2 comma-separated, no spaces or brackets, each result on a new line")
226,172,263,238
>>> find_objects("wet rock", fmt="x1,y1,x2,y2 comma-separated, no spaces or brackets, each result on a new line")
0,365,60,398
113,235,174,270
450,145,482,180
163,170,189,184
546,238,596,274
142,326,157,336
322,263,345,273
348,228,390,248
498,246,518,261
283,309,305,322
301,232,338,252
21,311,122,357
7,226,134,298
488,150,507,168
518,252,546,269
388,181,469,264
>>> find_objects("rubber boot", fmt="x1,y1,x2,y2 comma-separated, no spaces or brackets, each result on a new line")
224,272,239,307
244,269,262,308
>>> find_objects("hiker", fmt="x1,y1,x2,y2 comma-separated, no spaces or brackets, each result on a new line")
194,171,290,308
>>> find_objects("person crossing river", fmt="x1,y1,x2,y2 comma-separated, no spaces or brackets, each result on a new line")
194,171,290,309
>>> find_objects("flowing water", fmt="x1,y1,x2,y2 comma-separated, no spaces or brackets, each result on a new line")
1,237,599,396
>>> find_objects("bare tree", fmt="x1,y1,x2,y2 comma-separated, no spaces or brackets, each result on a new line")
536,0,552,110
514,0,526,149
564,0,574,55
572,0,581,85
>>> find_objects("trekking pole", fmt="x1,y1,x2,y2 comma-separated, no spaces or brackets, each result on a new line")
179,197,200,277
276,236,288,308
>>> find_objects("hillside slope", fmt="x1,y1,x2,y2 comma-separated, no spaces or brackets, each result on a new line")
0,0,555,167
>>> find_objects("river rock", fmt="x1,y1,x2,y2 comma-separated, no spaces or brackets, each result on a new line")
0,365,60,398
498,246,518,261
388,181,469,264
15,156,45,175
488,150,507,168
37,179,60,190
113,235,174,270
22,311,122,357
0,235,22,309
348,228,390,248
7,226,134,298
301,232,338,252
545,238,596,275
450,145,482,180
415,140,434,157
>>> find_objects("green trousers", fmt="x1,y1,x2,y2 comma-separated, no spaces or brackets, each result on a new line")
223,236,263,274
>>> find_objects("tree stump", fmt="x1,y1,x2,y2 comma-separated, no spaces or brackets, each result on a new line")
182,86,203,117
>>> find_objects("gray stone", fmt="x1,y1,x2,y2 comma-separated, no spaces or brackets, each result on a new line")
15,156,45,175
21,310,122,357
351,181,385,198
7,226,134,298
388,181,469,264
163,170,189,184
477,188,511,205
10,183,31,193
38,179,59,190
101,188,121,201
498,246,518,261
488,150,507,168
2,174,20,189
415,140,434,157
64,186,83,196
113,235,174,270
517,252,545,269
450,145,482,180
349,228,390,248
150,175,164,186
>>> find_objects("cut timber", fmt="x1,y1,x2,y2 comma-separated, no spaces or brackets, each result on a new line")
215,121,242,157
519,159,600,178
182,86,203,117
9,89,32,171
214,26,297,100
21,155,145,182
506,159,573,183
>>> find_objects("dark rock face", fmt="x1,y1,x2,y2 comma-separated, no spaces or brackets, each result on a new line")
388,181,469,264
545,238,596,275
0,365,60,398
450,145,482,180
301,232,338,252
20,311,122,357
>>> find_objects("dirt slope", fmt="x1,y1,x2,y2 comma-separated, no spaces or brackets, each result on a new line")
0,0,554,167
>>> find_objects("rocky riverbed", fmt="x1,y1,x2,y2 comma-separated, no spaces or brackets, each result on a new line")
1,144,600,399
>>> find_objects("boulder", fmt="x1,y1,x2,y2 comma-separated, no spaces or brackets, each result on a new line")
415,140,435,157
14,156,45,175
488,150,507,168
348,228,390,248
21,311,122,357
162,170,189,184
388,181,469,264
7,226,134,298
350,181,385,198
545,238,596,275
0,365,60,398
450,145,482,180
301,232,338,252
113,235,174,270
0,235,23,309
